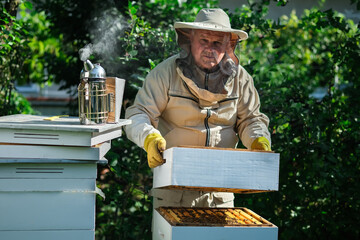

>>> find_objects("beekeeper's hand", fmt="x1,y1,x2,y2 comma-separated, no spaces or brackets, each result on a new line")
251,137,271,151
144,133,166,168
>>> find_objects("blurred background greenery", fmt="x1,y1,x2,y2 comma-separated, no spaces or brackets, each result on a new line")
1,0,359,239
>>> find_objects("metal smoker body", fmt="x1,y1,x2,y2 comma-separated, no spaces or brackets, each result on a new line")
78,60,112,125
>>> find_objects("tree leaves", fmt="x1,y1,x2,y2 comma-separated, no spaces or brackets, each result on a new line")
233,4,360,239
2,0,359,239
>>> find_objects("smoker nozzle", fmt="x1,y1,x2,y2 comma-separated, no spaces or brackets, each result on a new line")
84,59,94,72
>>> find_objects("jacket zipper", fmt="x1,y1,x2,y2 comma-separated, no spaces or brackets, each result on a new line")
204,109,210,146
205,73,209,90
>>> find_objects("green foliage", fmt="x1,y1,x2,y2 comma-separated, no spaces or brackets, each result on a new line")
96,137,152,240
18,4,70,85
96,1,359,239
1,2,30,115
0,1,70,116
2,0,359,239
231,4,360,239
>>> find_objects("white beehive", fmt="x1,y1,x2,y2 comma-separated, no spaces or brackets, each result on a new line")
0,114,131,147
153,207,278,240
0,114,131,240
0,161,96,234
153,146,280,240
154,146,280,193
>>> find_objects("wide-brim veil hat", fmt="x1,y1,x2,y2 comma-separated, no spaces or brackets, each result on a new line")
174,8,248,44
174,8,247,64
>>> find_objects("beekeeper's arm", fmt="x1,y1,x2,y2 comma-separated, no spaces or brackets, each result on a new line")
236,68,271,151
124,65,169,167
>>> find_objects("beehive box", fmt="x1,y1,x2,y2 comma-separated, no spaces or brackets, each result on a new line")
153,207,278,240
0,114,132,240
0,114,131,147
0,141,110,160
0,160,97,238
154,147,280,193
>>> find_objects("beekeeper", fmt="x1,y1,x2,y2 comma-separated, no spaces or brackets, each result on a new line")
125,8,271,208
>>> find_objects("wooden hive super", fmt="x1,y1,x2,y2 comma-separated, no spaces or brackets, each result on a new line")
153,146,280,240
0,114,131,240
154,207,278,240
153,146,280,193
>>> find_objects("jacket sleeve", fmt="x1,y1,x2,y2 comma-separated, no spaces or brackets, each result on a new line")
124,63,170,148
236,68,271,149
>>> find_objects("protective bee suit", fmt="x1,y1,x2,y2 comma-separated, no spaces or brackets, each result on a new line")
125,8,271,208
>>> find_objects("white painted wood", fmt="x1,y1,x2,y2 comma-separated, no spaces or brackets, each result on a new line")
91,128,123,146
0,230,94,240
154,148,174,190
0,192,95,230
0,114,131,146
171,225,278,240
153,209,173,240
0,114,129,240
0,163,96,179
0,141,110,160
0,179,95,191
154,147,280,192
153,209,278,240
0,128,91,146
0,158,107,164
0,114,131,132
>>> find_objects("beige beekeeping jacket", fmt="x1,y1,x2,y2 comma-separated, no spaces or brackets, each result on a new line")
125,53,270,150
124,47,271,207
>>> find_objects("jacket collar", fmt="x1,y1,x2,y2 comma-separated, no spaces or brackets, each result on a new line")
176,52,238,105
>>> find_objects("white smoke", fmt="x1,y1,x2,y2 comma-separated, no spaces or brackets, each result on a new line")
79,43,93,62
79,8,127,63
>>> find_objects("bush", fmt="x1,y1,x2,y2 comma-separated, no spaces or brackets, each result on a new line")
231,3,360,239
2,0,359,239
97,1,360,239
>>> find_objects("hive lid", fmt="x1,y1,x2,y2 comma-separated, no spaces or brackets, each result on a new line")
156,207,276,227
0,114,130,133
0,114,131,146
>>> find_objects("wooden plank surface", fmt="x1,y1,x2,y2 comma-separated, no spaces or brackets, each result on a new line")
0,192,95,230
0,178,95,191
157,185,271,194
0,163,96,179
0,230,95,240
106,77,125,123
0,141,110,160
0,114,131,133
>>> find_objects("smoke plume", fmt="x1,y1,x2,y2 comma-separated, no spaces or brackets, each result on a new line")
79,8,127,66
79,43,93,62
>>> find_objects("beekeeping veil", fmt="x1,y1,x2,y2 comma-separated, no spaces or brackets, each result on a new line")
174,8,248,65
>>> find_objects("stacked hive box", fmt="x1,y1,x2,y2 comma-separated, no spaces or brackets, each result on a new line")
0,114,131,240
153,146,280,240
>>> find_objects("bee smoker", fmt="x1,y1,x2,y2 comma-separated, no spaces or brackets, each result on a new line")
78,60,113,125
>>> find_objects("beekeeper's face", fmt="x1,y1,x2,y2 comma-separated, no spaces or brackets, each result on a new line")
190,29,230,71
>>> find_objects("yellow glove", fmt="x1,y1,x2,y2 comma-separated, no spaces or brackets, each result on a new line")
251,137,271,151
144,133,166,168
